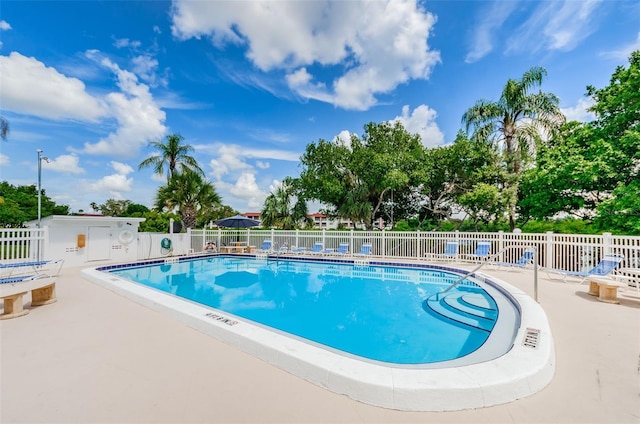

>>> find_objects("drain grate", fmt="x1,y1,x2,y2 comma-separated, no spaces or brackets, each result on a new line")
522,327,540,348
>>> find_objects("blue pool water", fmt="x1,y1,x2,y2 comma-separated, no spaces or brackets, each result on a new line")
110,256,499,364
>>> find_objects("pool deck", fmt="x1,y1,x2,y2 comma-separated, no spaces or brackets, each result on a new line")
1,262,639,423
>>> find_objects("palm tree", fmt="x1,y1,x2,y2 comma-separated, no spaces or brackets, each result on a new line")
462,66,565,229
155,169,221,229
138,133,204,181
1,116,9,140
260,180,312,229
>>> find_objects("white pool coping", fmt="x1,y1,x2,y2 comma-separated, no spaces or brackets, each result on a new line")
81,261,555,412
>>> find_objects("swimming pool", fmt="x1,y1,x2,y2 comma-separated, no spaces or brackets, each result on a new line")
108,256,511,365
82,254,555,411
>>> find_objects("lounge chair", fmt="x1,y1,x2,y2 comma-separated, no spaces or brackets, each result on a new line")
308,242,325,255
290,246,307,254
425,241,458,261
549,254,624,283
0,260,63,319
491,248,535,270
0,259,63,279
354,243,372,256
463,241,491,262
335,243,350,255
255,240,273,253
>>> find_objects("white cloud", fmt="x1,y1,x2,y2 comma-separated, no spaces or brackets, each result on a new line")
42,154,85,174
88,161,135,196
0,153,8,166
0,52,107,121
110,161,134,175
207,143,300,180
333,130,353,148
601,32,640,61
391,104,444,147
465,1,517,63
0,20,11,31
255,161,270,169
506,1,602,54
81,52,167,158
228,172,267,209
171,0,440,110
561,97,596,122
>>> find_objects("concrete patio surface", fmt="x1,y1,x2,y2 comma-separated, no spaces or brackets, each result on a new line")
1,263,639,423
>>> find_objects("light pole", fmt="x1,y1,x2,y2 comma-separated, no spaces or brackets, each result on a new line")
37,149,49,228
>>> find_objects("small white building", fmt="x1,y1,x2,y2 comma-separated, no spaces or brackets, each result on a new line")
27,215,146,267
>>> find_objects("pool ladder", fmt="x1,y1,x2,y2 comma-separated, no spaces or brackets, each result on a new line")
436,245,539,302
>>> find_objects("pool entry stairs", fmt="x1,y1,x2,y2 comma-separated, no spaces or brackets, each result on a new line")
425,286,497,332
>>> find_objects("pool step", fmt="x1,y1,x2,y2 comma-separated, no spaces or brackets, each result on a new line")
425,290,497,332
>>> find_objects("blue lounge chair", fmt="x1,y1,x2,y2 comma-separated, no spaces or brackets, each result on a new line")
426,241,458,261
308,242,325,255
463,241,491,262
255,240,273,253
491,248,535,270
354,243,372,256
550,254,624,283
335,243,350,255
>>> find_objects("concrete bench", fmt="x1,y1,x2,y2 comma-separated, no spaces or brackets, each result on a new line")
0,277,57,319
587,276,625,304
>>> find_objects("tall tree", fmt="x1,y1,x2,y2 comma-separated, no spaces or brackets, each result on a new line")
138,133,204,181
297,121,425,229
462,66,565,230
519,51,640,231
260,179,312,229
154,169,222,229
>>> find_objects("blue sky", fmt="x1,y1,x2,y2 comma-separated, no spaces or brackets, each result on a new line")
1,1,638,215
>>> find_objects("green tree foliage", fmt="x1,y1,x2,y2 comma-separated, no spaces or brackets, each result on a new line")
593,180,640,235
124,203,150,216
92,199,131,216
519,51,640,233
138,133,204,181
138,210,180,233
154,169,222,229
260,179,312,229
297,122,425,229
462,66,565,230
0,182,69,226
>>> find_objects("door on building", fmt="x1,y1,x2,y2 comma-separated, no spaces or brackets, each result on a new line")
87,226,111,261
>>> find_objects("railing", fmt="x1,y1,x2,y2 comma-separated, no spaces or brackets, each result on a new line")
1,226,639,281
189,229,640,277
0,228,48,263
436,245,539,302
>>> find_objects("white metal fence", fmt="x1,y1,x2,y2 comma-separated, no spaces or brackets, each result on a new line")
0,228,47,262
2,227,639,276
190,229,640,274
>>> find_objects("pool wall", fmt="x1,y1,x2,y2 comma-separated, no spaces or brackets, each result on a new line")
82,258,555,411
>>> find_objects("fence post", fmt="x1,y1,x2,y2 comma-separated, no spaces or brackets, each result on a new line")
349,229,354,252
381,230,386,257
498,231,504,262
416,230,420,260
295,229,299,249
603,232,612,256
546,232,554,270
322,228,326,247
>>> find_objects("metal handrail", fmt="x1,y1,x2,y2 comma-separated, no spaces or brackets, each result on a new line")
436,245,539,302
